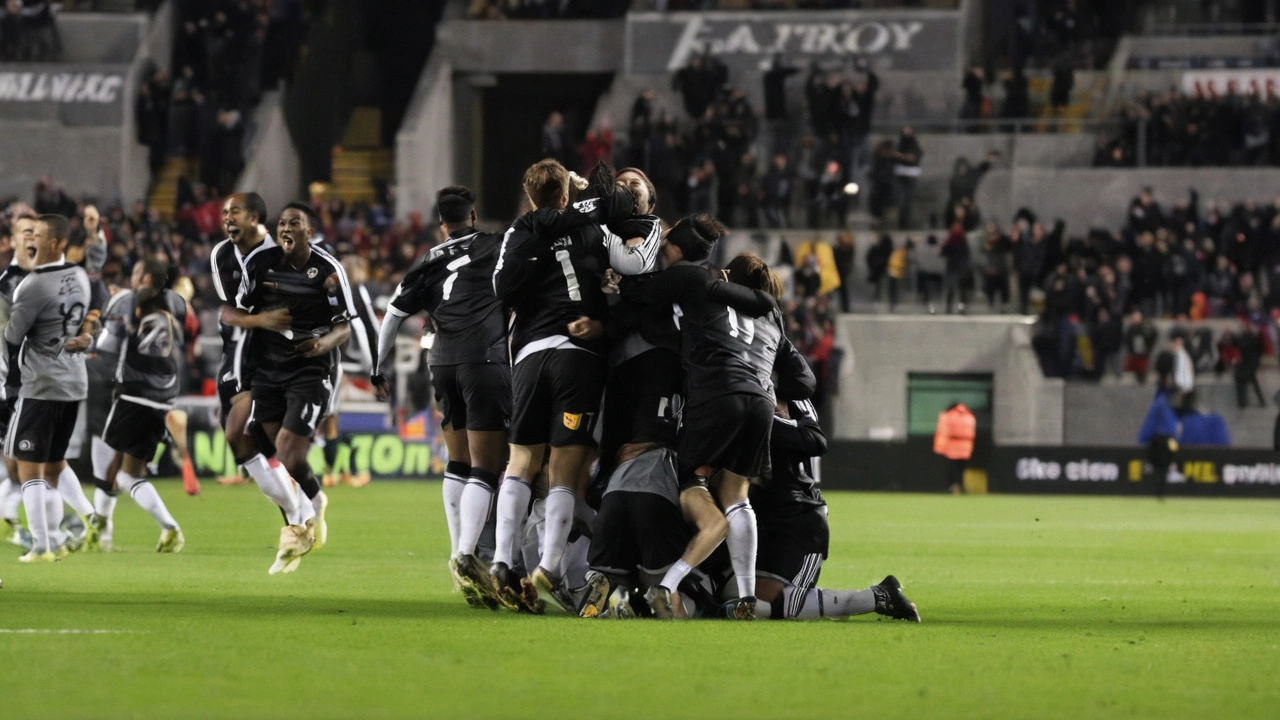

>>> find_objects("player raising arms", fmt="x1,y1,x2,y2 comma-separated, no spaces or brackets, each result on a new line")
488,159,633,612
373,185,510,608
90,265,188,553
236,203,356,574
0,215,94,562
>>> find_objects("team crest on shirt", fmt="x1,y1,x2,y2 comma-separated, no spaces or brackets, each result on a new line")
18,439,31,451
307,267,319,279
562,412,582,430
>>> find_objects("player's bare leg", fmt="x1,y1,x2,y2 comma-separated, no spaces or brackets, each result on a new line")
165,409,200,496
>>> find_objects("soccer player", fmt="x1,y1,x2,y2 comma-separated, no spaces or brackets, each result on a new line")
373,185,510,608
0,213,36,549
90,269,188,552
236,203,356,574
211,194,317,569
87,258,189,552
616,230,799,619
488,159,634,612
754,397,919,621
0,214,93,562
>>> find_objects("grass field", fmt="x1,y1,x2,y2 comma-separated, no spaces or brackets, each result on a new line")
1,483,1277,719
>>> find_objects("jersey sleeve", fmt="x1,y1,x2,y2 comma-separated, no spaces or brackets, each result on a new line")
602,216,662,276
771,400,827,459
210,241,236,304
387,258,439,318
773,327,816,402
618,264,699,306
706,280,778,318
492,217,542,302
316,250,358,324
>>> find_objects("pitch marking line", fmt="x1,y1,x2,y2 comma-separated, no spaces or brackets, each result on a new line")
0,629,140,635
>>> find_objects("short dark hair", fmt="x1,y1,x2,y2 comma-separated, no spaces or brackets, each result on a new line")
280,201,319,229
138,258,169,289
238,192,268,225
37,214,71,242
667,213,726,263
725,253,783,300
436,186,476,225
134,287,166,318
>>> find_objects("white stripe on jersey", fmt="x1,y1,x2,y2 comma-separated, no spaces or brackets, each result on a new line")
311,245,358,319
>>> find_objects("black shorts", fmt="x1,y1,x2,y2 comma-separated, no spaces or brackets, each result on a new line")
217,332,256,423
510,348,604,448
588,491,689,581
430,362,511,433
250,376,333,438
4,398,80,463
756,505,830,591
678,392,774,482
600,349,682,467
103,397,169,461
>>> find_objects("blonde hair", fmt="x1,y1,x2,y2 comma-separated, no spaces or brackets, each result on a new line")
725,253,784,300
522,159,570,210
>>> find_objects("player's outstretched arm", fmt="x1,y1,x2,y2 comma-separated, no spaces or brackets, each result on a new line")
774,335,816,402
220,305,291,332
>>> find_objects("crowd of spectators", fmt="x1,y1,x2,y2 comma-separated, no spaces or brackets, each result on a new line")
1,176,430,394
1101,91,1280,169
0,0,59,61
134,0,307,195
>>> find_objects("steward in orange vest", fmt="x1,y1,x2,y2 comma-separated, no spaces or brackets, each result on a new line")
934,403,975,493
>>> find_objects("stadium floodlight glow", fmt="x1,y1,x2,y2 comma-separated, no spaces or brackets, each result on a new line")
843,183,860,195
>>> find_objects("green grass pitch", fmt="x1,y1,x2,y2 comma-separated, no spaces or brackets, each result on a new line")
1,483,1277,719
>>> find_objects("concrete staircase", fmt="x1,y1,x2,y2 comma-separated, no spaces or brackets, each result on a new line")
320,106,393,205
148,157,197,223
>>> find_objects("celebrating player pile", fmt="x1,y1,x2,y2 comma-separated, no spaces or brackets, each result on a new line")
403,159,920,622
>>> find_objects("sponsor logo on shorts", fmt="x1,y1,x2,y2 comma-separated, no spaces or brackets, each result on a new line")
18,439,32,451
563,412,582,430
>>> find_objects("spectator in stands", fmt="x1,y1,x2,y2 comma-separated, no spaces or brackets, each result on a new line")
672,53,727,120
1002,69,1031,126
887,238,913,312
576,126,614,176
761,152,794,228
1013,220,1046,314
762,53,799,147
1050,55,1074,114
0,0,21,61
135,71,169,177
865,233,893,302
945,152,997,226
814,160,847,229
17,0,58,61
1091,306,1123,379
868,138,897,221
959,67,986,125
980,222,1012,313
892,126,923,229
839,59,878,189
541,111,571,167
940,208,972,314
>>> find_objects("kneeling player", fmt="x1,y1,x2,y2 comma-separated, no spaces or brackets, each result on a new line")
753,398,919,622
237,204,355,574
94,280,187,553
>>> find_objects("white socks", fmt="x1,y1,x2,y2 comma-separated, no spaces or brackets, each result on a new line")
90,435,115,482
117,471,179,531
725,501,758,599
243,453,302,524
442,472,466,556
456,480,493,556
492,476,531,568
660,559,693,593
778,587,876,620
538,486,575,575
93,487,118,520
21,479,50,553
45,487,66,549
57,466,94,518
0,478,20,522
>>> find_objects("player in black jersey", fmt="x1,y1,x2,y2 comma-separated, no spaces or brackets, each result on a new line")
751,397,920,621
616,221,804,620
373,185,510,608
237,204,356,574
488,159,634,612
